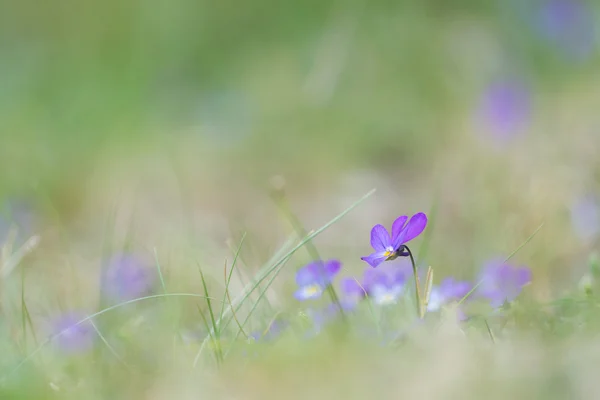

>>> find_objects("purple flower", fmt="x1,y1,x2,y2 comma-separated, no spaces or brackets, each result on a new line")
51,312,95,354
102,254,155,301
570,195,600,240
362,263,408,305
537,0,596,60
479,79,531,142
427,277,472,312
361,213,428,268
341,262,410,307
294,259,342,301
339,277,367,310
477,259,532,308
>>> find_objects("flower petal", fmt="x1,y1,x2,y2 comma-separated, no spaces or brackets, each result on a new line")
439,277,472,300
361,252,389,268
370,224,391,251
390,216,408,247
340,277,366,298
323,259,342,279
396,212,428,245
295,262,320,286
515,267,532,288
296,260,341,286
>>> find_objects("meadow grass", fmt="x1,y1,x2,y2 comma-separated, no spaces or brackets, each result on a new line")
1,186,599,400
2,1,600,398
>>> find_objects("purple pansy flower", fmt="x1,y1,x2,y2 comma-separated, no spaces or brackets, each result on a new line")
537,0,596,61
51,312,95,354
477,259,532,308
362,263,408,306
294,259,342,301
479,78,531,142
341,262,410,307
426,277,472,312
361,213,428,268
102,253,156,301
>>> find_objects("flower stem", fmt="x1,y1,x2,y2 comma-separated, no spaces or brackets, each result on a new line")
404,246,423,318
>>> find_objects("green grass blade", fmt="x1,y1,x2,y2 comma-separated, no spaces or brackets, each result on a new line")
458,222,545,305
153,248,167,294
198,265,223,362
271,192,344,315
218,233,246,324
89,320,132,370
218,189,374,333
193,188,376,366
2,292,222,382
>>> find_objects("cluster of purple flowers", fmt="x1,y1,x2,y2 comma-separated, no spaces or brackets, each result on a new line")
49,213,533,352
292,212,532,332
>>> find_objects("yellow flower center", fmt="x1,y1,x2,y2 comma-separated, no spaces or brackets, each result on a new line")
303,284,322,296
384,250,397,260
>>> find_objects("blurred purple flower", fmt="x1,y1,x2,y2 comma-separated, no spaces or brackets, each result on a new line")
294,259,342,301
537,0,596,60
102,254,155,301
570,195,600,240
341,262,410,307
362,264,408,306
426,277,472,312
51,312,95,354
479,79,531,142
361,213,428,268
339,277,366,310
477,259,532,307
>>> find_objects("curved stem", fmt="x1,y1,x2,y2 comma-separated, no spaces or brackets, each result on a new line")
404,246,423,318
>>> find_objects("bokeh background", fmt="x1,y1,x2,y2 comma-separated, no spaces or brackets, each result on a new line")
1,0,600,398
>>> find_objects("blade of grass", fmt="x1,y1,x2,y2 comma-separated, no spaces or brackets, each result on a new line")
2,292,223,383
483,319,496,344
154,248,186,346
205,189,375,347
224,255,293,356
195,189,376,366
504,222,544,263
89,320,132,370
458,222,544,305
192,233,296,361
195,304,221,366
198,265,223,362
270,191,344,316
153,248,167,294
20,268,37,348
223,260,248,339
218,233,246,324
423,266,434,314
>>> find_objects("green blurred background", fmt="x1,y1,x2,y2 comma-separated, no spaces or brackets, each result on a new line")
3,1,600,399
2,0,600,307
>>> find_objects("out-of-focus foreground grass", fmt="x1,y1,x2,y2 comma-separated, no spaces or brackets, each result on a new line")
2,0,600,398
